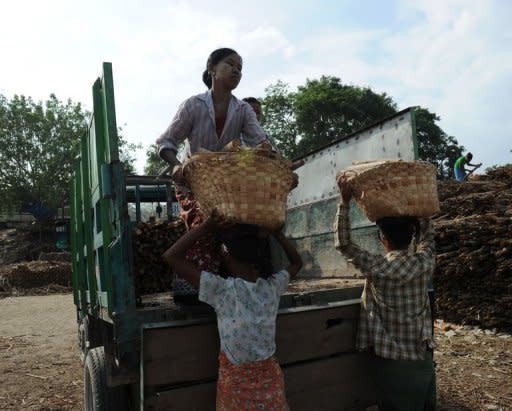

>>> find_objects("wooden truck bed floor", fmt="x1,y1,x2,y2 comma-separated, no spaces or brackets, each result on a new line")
136,277,365,323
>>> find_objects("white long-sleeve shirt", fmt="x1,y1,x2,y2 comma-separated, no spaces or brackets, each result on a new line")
156,90,268,158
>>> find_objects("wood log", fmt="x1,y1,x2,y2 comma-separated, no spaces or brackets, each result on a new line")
433,165,512,331
132,219,186,298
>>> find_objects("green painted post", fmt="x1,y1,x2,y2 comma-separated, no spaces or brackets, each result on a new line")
101,63,120,163
411,107,419,160
70,62,138,377
92,79,114,316
100,63,137,371
70,173,79,307
76,161,87,312
81,132,98,314
73,157,88,312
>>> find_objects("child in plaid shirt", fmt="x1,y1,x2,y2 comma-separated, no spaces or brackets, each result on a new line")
335,175,436,411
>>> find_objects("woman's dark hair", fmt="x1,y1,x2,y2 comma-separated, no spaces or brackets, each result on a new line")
376,216,420,250
242,97,261,105
466,152,473,161
217,224,273,277
202,47,240,89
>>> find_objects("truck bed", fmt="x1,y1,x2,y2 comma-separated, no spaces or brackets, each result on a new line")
136,277,364,324
138,277,373,411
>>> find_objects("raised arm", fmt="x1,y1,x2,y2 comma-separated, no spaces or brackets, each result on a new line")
334,175,383,274
162,218,214,288
156,99,193,185
272,231,303,279
416,218,436,258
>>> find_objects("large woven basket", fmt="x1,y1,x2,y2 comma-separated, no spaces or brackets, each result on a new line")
337,160,440,222
183,149,294,229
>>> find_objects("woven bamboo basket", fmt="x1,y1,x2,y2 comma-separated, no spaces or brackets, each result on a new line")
337,160,440,222
183,149,295,229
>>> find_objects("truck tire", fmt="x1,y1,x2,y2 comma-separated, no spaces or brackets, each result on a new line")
84,347,128,410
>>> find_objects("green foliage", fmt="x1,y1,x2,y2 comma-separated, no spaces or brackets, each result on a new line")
261,81,299,159
293,76,397,156
414,107,464,179
117,125,142,175
0,94,141,213
0,94,86,212
261,77,464,178
144,143,166,175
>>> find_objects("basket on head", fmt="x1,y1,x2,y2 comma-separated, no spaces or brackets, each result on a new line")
337,160,440,222
183,149,294,229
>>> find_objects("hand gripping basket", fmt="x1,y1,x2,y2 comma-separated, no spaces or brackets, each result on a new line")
183,149,295,229
337,160,440,222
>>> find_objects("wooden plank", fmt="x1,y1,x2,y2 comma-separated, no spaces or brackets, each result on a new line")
275,304,358,363
143,303,360,386
145,382,217,411
284,353,376,411
144,322,219,386
144,353,376,411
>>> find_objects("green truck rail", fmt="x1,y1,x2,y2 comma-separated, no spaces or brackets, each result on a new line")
71,63,419,410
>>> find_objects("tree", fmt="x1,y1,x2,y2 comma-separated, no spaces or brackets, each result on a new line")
293,76,397,156
0,94,141,213
144,143,166,175
117,125,142,175
0,94,86,213
261,77,464,178
261,81,299,159
414,107,464,179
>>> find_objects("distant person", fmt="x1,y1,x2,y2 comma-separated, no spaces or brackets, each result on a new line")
163,212,302,410
243,96,280,152
242,97,262,122
454,152,481,181
334,175,436,411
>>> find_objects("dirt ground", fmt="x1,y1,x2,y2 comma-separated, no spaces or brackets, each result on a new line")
0,293,511,411
0,294,82,410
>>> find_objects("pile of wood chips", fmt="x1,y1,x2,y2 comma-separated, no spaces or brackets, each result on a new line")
0,261,72,292
433,165,512,331
132,219,186,297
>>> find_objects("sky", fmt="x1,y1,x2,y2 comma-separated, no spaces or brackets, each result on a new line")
0,0,510,173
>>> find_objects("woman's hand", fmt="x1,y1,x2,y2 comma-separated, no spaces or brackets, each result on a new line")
290,172,299,190
337,174,353,205
171,165,187,186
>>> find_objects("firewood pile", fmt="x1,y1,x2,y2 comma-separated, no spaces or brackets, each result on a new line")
38,251,71,262
132,219,186,297
0,261,71,292
433,165,512,331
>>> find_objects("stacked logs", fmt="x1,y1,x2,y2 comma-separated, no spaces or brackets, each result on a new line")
132,219,186,297
433,166,512,331
0,261,71,291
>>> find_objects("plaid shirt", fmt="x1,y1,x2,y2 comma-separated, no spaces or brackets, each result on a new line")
334,203,435,360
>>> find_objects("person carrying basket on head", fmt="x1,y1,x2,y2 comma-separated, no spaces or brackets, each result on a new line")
156,48,279,303
334,174,437,411
163,211,302,410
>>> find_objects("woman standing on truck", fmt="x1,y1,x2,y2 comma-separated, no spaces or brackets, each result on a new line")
156,47,272,301
162,213,302,410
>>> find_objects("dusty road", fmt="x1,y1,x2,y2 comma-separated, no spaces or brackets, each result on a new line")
0,293,511,411
0,294,82,410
